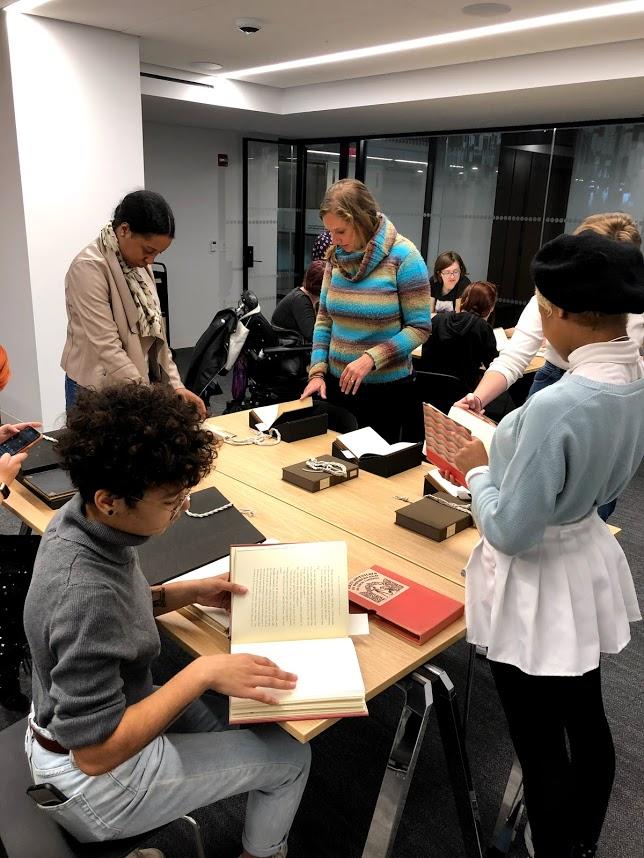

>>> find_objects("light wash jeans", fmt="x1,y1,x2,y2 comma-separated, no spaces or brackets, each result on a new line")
25,694,310,856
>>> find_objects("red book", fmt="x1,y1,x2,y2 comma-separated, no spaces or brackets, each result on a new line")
348,566,464,646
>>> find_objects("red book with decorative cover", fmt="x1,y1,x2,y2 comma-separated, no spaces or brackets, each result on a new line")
348,566,463,646
423,403,496,486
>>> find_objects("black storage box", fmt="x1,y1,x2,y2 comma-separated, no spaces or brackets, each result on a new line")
331,439,423,478
249,406,328,442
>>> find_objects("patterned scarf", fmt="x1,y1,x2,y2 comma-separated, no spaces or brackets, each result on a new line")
100,224,164,341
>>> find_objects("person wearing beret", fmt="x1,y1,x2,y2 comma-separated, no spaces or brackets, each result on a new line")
454,211,643,520
453,230,644,858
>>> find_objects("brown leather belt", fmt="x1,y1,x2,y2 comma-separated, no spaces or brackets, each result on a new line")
31,726,69,755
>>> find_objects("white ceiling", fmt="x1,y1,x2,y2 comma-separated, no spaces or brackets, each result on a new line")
13,0,644,135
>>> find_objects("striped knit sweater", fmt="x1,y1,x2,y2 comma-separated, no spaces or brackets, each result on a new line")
309,215,431,384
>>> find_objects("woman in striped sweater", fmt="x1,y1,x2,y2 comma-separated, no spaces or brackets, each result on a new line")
301,180,431,442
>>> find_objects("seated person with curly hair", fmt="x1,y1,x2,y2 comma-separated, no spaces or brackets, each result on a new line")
23,383,309,858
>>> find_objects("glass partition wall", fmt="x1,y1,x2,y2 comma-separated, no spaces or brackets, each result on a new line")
244,121,644,319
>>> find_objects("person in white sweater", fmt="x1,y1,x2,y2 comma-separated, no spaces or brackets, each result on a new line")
455,231,644,858
456,212,643,413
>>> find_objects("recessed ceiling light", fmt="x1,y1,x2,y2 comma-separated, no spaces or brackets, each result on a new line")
222,2,644,78
191,61,223,73
462,3,512,16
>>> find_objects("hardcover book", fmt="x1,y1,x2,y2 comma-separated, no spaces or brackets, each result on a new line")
395,493,472,541
348,565,464,646
229,541,367,724
423,403,496,486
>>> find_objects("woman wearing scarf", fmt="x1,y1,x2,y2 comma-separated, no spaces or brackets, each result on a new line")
61,190,205,417
301,180,431,442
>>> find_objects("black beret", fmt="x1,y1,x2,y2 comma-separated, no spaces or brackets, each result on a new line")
531,231,644,314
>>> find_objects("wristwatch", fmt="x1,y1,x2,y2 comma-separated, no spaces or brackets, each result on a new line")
0,482,10,499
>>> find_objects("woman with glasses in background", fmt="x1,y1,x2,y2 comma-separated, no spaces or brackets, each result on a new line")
430,250,471,314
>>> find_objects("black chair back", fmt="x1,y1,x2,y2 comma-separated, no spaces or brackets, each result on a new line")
403,371,470,441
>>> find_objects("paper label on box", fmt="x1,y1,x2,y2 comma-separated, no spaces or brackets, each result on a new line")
446,524,456,538
319,477,331,489
349,568,410,606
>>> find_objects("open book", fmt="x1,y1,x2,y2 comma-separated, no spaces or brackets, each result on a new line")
335,426,416,458
229,541,367,723
423,403,496,486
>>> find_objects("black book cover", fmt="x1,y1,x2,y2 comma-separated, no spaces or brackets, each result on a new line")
137,486,265,585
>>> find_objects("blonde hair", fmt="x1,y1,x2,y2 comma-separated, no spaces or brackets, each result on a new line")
574,212,641,248
535,287,626,330
319,179,380,248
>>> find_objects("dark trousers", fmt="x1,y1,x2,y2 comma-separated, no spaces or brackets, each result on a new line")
64,374,85,412
324,373,413,444
490,660,615,858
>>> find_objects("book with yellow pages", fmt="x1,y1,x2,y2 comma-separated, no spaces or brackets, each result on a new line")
229,541,367,724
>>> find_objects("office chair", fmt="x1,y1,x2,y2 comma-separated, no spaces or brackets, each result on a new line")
403,371,470,441
0,718,206,858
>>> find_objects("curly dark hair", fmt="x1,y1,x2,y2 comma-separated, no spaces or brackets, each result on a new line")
58,383,217,505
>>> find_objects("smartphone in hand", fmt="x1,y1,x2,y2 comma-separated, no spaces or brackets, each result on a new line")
0,426,42,456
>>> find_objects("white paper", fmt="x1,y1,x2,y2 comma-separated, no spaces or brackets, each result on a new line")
339,426,415,458
494,327,509,352
166,555,230,584
348,613,370,636
191,605,231,631
230,637,365,705
424,465,471,500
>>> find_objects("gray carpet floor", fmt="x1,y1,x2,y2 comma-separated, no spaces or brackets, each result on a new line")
1,360,641,857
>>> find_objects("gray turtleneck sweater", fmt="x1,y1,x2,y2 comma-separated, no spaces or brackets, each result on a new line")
24,494,160,749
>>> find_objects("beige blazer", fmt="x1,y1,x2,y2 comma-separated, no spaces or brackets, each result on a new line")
61,238,182,390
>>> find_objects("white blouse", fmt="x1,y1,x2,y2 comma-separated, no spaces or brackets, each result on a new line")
487,294,644,389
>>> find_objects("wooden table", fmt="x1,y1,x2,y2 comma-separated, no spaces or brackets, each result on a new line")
5,470,481,856
206,411,477,586
158,473,466,743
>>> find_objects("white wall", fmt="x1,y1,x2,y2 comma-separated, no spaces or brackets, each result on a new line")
143,121,244,347
0,13,40,424
3,12,144,427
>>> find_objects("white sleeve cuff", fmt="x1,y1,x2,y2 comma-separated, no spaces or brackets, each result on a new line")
465,465,490,487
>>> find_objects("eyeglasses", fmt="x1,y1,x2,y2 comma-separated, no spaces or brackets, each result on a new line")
441,268,461,279
131,491,191,518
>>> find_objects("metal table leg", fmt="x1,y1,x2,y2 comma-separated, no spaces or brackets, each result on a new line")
361,663,484,858
462,643,477,743
423,664,485,858
487,755,525,856
361,673,434,858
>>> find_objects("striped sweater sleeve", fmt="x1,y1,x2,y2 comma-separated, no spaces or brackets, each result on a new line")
365,249,431,370
309,264,333,377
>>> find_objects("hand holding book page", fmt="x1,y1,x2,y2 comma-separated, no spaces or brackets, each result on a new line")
423,403,496,486
229,541,367,723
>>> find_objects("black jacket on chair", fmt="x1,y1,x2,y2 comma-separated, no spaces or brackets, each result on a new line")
419,311,498,391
